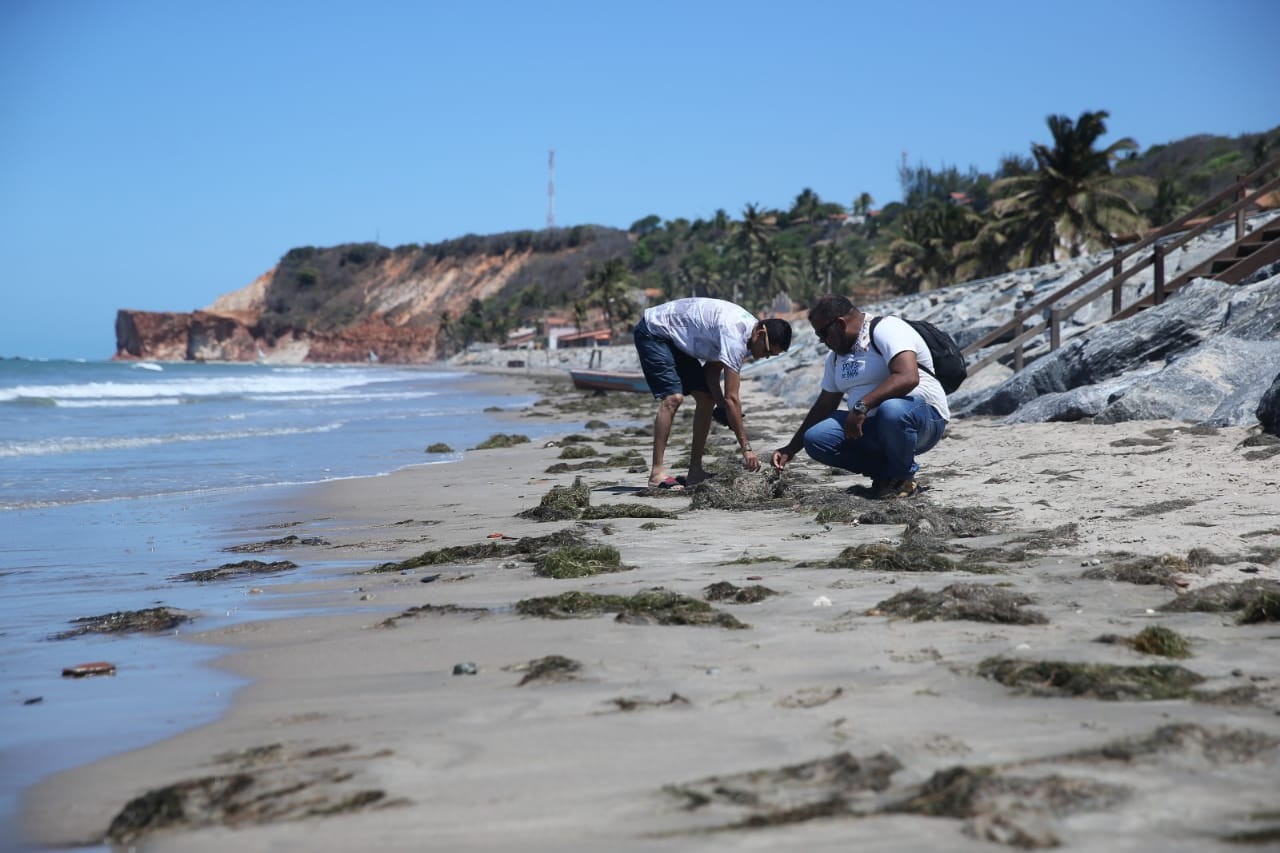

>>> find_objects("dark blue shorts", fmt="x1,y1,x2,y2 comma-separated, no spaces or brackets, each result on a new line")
633,318,710,399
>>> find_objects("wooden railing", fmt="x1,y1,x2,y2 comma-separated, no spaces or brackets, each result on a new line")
961,155,1280,376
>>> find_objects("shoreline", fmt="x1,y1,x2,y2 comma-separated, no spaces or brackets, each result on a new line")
20,373,1280,850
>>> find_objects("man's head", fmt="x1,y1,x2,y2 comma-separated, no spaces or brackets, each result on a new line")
749,318,793,360
808,295,858,353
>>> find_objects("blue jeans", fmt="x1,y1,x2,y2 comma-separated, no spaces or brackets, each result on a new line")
803,397,947,481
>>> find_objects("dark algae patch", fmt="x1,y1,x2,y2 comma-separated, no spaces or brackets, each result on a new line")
379,603,490,628
425,442,453,453
1158,579,1280,622
517,477,675,521
472,433,530,449
1096,625,1193,658
509,654,582,685
869,584,1047,625
516,588,747,628
104,742,398,845
1082,554,1193,585
978,658,1205,700
52,607,194,640
534,544,629,578
172,559,298,582
225,534,329,553
703,582,778,604
366,527,588,572
812,543,1000,574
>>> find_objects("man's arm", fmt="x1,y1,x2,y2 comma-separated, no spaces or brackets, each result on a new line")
707,362,760,470
771,390,844,470
843,351,921,440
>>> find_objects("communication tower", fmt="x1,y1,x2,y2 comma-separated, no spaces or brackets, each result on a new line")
547,149,556,229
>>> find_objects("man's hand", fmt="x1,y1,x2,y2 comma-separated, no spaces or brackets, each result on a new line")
742,449,761,472
843,411,867,441
771,447,796,470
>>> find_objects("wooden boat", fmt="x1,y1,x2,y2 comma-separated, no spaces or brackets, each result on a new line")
568,368,650,394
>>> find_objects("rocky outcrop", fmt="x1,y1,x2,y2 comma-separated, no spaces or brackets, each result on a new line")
114,228,632,363
1258,373,1280,437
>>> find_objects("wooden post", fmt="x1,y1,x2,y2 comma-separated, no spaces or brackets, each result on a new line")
1236,175,1246,240
1153,244,1165,305
1111,254,1123,316
1049,307,1062,351
1013,307,1025,372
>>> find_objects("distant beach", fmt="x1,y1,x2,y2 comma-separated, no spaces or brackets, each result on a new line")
17,366,1280,851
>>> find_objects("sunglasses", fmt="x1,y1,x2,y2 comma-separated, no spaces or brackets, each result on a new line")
814,316,843,341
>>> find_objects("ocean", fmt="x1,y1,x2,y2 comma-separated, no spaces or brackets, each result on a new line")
0,358,567,850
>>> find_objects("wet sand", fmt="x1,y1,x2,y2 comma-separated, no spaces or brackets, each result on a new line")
21,375,1280,851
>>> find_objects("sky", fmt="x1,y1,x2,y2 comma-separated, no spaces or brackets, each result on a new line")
2,0,1278,360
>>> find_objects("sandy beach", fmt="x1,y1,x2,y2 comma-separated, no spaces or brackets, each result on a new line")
21,371,1280,852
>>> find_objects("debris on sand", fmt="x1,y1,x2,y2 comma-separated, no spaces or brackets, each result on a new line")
1095,625,1192,658
516,588,748,629
1158,579,1280,621
508,654,582,686
172,560,298,583
869,584,1047,625
52,607,195,640
472,433,530,450
977,658,1204,701
534,544,630,578
702,581,778,604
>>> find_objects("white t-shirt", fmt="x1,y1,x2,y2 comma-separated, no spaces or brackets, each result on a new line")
641,298,756,373
820,315,951,420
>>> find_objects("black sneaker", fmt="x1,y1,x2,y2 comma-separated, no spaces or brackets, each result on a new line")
872,478,918,499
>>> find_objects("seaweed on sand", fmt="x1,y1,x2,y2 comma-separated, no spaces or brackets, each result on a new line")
1095,625,1192,658
868,584,1047,625
366,527,587,573
533,544,630,578
516,588,747,628
172,560,298,583
977,658,1204,700
703,581,778,604
52,607,195,640
1157,579,1280,620
808,543,1001,574
472,433,530,449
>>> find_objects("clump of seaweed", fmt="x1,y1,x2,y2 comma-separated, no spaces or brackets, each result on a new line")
977,658,1204,700
868,584,1047,625
1082,554,1190,585
472,433,530,450
515,588,747,628
172,560,298,583
883,766,1129,848
518,477,591,521
1124,498,1198,518
534,544,629,578
509,654,582,685
224,534,329,553
52,607,195,640
811,543,999,574
580,503,675,520
584,420,610,430
688,467,796,511
366,527,588,573
1238,588,1280,624
425,442,453,453
558,445,599,459
805,490,1003,539
1096,625,1192,658
703,581,778,604
1047,723,1280,766
379,603,490,628
1158,579,1280,617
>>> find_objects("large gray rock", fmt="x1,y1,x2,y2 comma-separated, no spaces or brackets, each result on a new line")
1258,372,1280,437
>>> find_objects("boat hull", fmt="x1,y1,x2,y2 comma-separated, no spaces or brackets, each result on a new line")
569,369,651,394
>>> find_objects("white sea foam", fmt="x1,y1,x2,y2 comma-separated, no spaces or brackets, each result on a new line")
0,423,344,459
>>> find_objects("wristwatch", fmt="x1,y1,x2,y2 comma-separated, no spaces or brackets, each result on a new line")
851,399,868,414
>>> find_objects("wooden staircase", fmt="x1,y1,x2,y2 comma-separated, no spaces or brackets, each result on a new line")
962,156,1280,376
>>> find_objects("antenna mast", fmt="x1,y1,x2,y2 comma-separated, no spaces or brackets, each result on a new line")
546,148,556,229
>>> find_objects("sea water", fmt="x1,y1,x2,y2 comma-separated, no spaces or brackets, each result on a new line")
0,359,567,849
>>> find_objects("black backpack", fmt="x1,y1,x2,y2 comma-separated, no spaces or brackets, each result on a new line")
868,316,967,394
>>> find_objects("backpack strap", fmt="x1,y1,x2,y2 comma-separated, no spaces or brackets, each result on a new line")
867,315,937,380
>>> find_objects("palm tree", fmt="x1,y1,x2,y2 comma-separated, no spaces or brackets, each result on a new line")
990,110,1153,265
586,258,629,338
867,199,981,292
1146,177,1193,227
852,192,874,217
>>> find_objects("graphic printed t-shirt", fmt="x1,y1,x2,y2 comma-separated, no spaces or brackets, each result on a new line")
641,298,756,373
820,315,951,420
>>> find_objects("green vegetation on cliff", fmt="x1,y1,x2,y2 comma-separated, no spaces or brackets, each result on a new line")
255,115,1278,349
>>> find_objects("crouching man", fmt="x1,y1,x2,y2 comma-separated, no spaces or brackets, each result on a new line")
771,294,948,498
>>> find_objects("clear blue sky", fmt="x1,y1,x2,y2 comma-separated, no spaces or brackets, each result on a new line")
3,0,1278,360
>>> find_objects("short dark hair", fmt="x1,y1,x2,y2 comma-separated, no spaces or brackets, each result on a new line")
808,294,855,325
761,318,792,351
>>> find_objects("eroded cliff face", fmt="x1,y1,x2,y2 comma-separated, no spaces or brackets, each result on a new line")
113,231,627,363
